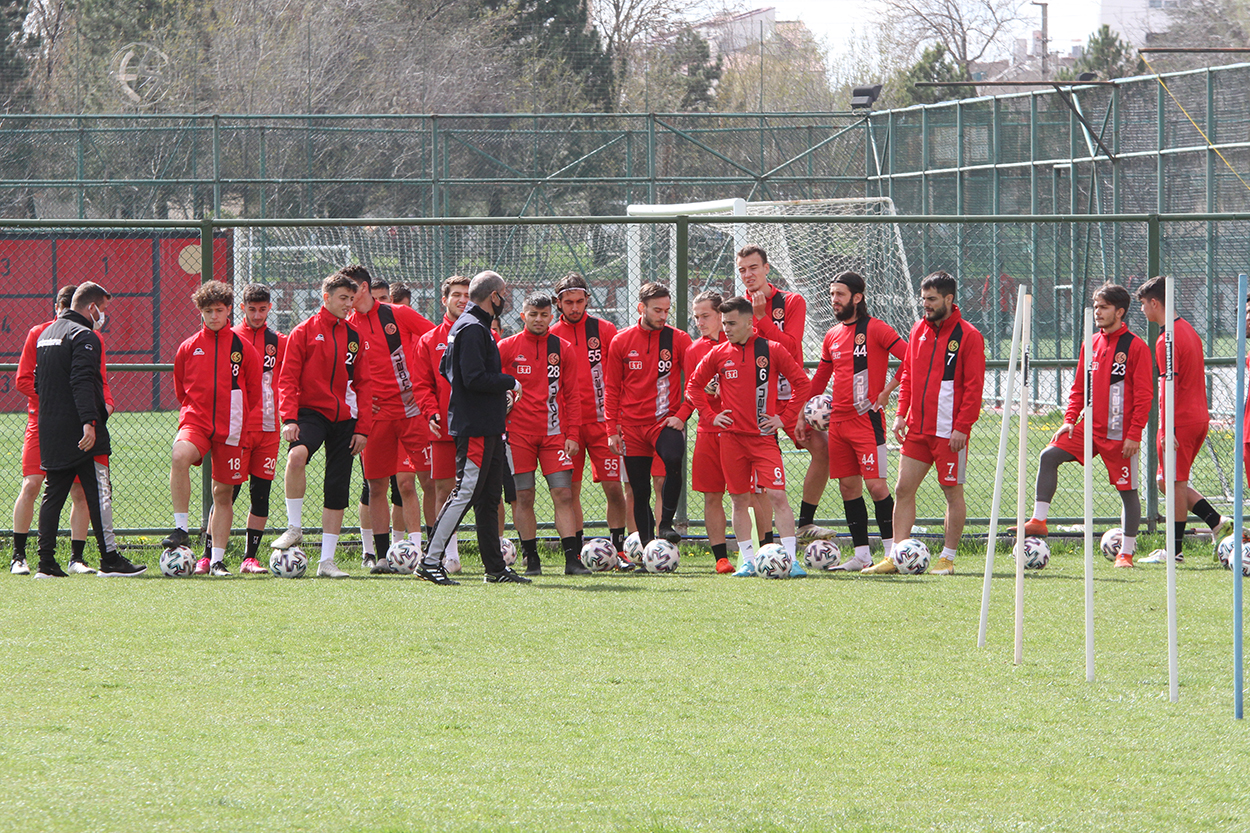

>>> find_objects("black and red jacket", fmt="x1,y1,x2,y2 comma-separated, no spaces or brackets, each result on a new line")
1064,324,1152,442
550,313,617,425
348,300,434,421
233,321,287,433
604,320,693,433
897,305,986,438
174,325,263,446
499,329,582,438
279,307,373,434
685,334,810,436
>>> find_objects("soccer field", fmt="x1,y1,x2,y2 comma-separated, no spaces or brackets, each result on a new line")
1,540,1246,833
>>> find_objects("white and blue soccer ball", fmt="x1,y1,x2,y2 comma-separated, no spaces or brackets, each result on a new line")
641,539,680,573
1100,528,1124,562
803,539,842,570
1217,535,1250,575
580,538,618,572
756,543,793,578
803,394,834,432
624,531,645,564
500,537,517,567
1014,536,1050,570
159,545,196,577
269,547,307,579
890,538,931,574
386,539,422,574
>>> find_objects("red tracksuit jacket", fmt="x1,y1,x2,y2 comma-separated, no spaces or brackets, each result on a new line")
174,325,263,446
233,321,287,433
18,319,113,418
498,329,582,437
1063,323,1152,442
348,300,434,421
752,283,806,401
685,334,811,436
604,321,694,433
809,316,906,422
550,313,617,425
279,307,373,434
897,305,986,438
1155,316,1209,429
684,333,726,434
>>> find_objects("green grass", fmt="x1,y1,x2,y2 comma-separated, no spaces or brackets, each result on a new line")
1,538,1247,832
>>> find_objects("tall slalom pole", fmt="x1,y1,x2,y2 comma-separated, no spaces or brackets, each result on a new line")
979,286,1026,648
1083,307,1095,682
1165,277,1179,703
1014,293,1033,666
1234,272,1246,720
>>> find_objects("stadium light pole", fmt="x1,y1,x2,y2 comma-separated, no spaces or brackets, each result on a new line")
1235,272,1246,720
1083,307,1095,682
979,286,1025,648
1014,293,1033,666
1165,276,1178,702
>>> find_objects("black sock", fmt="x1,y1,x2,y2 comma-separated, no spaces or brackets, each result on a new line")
1174,521,1187,556
246,529,264,559
521,538,539,561
203,540,212,559
71,539,86,562
374,532,391,559
13,532,28,559
610,527,625,552
575,530,584,551
560,536,579,559
712,542,728,561
845,497,870,548
798,501,818,529
424,525,433,543
874,495,895,541
1191,499,1222,529
762,530,774,545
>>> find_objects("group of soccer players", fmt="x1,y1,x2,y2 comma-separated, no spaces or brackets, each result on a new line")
10,243,1238,578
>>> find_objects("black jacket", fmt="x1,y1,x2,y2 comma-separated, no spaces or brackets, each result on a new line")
36,310,110,469
441,303,516,437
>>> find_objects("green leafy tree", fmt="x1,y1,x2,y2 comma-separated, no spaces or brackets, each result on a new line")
0,0,34,111
488,0,616,112
1057,25,1143,81
889,43,972,108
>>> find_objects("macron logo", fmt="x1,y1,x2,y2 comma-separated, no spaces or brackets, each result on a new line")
193,348,205,356
315,334,326,342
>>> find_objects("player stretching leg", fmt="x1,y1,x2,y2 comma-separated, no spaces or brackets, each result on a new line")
866,272,985,575
799,272,906,572
685,291,734,573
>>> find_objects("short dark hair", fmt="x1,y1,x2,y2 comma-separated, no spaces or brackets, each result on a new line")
371,278,390,292
692,290,723,309
718,296,753,316
338,264,372,288
441,275,470,298
55,284,77,311
638,282,670,304
523,292,552,310
322,273,357,295
1092,283,1131,314
390,284,411,305
831,271,870,318
72,282,111,310
242,284,271,305
1135,275,1166,303
920,270,957,298
554,272,589,297
192,280,234,310
736,244,768,264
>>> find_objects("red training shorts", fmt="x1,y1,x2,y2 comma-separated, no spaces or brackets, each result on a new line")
827,411,889,481
509,432,573,476
1051,430,1138,491
569,422,622,483
691,430,726,493
1156,423,1207,483
901,433,967,486
175,426,246,485
243,429,281,481
720,432,785,495
431,439,457,480
362,418,426,480
21,414,40,478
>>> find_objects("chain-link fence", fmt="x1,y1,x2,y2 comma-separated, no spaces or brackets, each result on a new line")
2,214,1248,540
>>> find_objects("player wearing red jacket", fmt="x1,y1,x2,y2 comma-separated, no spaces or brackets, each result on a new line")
1014,285,1153,566
604,282,693,546
165,281,263,576
499,293,585,574
343,265,435,573
270,271,373,577
798,272,907,573
550,272,631,565
737,244,833,542
686,296,811,574
9,285,104,575
1136,276,1230,564
684,291,734,574
228,283,288,572
867,271,986,575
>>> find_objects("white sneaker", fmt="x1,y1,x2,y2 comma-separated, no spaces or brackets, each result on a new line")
67,560,96,574
271,526,303,549
10,558,30,575
316,559,349,578
1139,549,1184,564
830,551,873,572
797,524,834,541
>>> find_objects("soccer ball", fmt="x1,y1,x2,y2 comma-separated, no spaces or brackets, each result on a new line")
756,543,793,578
641,539,679,572
890,538,931,574
803,394,834,431
624,531,645,563
1014,536,1050,570
159,546,195,577
804,539,841,570
1100,528,1124,561
269,547,307,579
386,539,421,574
1217,535,1250,574
579,538,618,572
500,537,517,567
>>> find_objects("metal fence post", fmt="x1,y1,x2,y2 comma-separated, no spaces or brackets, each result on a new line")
675,215,689,528
1146,214,1161,532
212,114,221,218
199,215,214,530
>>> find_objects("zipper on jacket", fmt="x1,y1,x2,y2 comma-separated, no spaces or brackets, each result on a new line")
917,318,942,431
212,328,220,440
330,317,341,421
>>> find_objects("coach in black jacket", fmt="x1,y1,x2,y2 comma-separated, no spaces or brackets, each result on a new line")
34,282,145,577
417,271,529,585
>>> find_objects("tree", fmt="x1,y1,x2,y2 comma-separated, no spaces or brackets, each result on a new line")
886,42,972,108
1,0,34,111
488,0,616,112
1149,0,1250,71
715,21,836,112
1057,26,1143,82
882,0,1025,75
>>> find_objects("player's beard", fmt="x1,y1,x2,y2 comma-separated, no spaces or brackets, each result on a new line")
834,304,856,322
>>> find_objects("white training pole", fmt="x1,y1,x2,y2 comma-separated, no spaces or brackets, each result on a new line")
1014,293,1033,666
979,286,1026,647
1235,272,1246,720
1165,277,1179,703
1083,307,1096,682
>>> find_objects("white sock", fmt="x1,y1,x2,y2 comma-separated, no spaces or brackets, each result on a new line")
211,547,226,564
1122,535,1137,555
361,527,375,555
1033,501,1050,521
882,538,893,559
174,512,189,531
781,536,797,560
448,535,459,561
286,498,303,529
320,533,339,563
854,544,870,561
738,542,755,563
408,529,422,547
941,546,957,562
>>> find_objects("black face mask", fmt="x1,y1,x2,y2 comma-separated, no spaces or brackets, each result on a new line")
493,292,508,319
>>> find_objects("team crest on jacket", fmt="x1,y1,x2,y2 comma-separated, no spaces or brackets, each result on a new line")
548,352,560,364
772,308,784,319
948,340,959,351
348,341,359,352
385,323,398,335
266,344,276,356
660,349,671,360
587,337,600,348
855,333,867,345
1115,351,1126,363
755,356,768,368
231,351,242,362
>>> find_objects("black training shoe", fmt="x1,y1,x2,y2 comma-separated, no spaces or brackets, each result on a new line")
98,553,147,577
209,561,232,577
484,567,532,584
416,563,460,586
523,555,542,576
370,561,397,575
35,560,68,579
161,528,190,549
657,526,681,545
565,557,591,576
